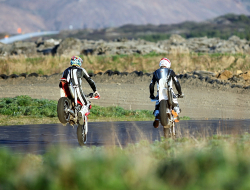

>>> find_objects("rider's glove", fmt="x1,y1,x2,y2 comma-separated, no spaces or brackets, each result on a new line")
150,94,156,99
177,93,184,98
94,91,100,97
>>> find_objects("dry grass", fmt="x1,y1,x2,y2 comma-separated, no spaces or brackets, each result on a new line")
1,53,250,76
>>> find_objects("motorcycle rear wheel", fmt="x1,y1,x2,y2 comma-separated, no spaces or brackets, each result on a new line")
57,97,71,124
159,100,169,126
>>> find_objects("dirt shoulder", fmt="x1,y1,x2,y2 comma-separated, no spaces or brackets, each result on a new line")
0,73,249,120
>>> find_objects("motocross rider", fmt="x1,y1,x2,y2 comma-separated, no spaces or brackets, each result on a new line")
149,58,182,128
60,56,99,125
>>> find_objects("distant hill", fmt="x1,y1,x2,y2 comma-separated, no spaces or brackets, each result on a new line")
49,14,250,42
0,0,250,33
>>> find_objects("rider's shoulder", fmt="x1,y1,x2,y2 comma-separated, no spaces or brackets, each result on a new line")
64,67,71,72
170,69,176,74
79,67,88,73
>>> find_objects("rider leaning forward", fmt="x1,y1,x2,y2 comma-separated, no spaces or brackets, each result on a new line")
149,58,183,128
59,56,99,125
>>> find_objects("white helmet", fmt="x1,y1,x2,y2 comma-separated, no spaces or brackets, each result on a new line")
159,58,171,68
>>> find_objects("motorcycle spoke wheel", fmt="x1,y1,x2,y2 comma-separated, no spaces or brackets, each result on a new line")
77,120,87,146
163,127,170,138
57,97,71,124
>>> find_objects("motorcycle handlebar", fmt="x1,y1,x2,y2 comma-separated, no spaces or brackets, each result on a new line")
177,94,184,98
150,94,184,101
86,93,100,99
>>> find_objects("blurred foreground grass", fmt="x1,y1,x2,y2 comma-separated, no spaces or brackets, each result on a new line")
0,95,190,126
1,134,250,189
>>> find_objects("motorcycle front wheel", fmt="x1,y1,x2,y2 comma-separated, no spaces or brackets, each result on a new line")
163,122,176,139
57,97,71,124
77,116,88,146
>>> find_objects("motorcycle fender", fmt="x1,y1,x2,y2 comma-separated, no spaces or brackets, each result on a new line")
158,78,168,102
60,88,66,97
159,88,168,102
84,116,88,134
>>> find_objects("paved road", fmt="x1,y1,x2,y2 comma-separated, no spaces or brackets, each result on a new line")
0,120,250,154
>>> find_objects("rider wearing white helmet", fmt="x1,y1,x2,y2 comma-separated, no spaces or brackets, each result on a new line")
149,58,182,128
60,56,99,124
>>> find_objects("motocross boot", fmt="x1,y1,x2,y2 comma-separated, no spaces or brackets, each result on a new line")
153,115,160,128
153,110,160,128
172,110,180,122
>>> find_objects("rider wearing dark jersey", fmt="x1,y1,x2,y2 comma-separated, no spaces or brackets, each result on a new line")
149,58,182,128
60,56,99,124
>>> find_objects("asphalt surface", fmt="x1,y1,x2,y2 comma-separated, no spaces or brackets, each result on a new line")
0,120,250,154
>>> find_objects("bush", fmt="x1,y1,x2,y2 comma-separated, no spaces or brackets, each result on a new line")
1,135,250,189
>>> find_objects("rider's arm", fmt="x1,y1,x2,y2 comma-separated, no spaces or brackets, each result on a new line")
149,72,156,97
59,69,68,88
171,70,182,95
81,68,97,92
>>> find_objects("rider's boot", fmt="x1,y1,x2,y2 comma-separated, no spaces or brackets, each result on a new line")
153,110,160,128
153,116,160,128
173,106,181,122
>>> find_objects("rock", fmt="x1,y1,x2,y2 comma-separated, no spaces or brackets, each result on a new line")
2,35,250,57
19,73,27,78
241,71,250,80
28,73,39,77
94,70,103,74
168,34,186,44
228,75,245,84
236,58,245,66
10,41,36,55
228,35,241,42
220,56,235,68
36,37,43,45
217,70,233,80
193,70,216,77
236,70,243,75
56,37,83,56
0,74,8,79
104,70,113,76
9,74,19,78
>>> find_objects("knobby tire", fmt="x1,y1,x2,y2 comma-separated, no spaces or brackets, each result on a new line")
57,97,71,124
159,100,168,126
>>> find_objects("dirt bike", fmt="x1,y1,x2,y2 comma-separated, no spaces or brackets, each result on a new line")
151,79,184,138
57,78,100,146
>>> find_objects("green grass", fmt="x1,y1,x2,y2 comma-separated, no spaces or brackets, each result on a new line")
0,96,155,125
0,95,153,119
0,96,190,125
1,134,250,189
0,96,57,117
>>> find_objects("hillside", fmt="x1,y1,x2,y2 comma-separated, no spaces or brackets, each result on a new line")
0,0,250,33
46,14,250,42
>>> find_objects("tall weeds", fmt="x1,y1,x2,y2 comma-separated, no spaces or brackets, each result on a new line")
0,53,250,75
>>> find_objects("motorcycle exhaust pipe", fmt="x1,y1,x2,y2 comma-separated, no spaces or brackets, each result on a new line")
65,108,75,117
